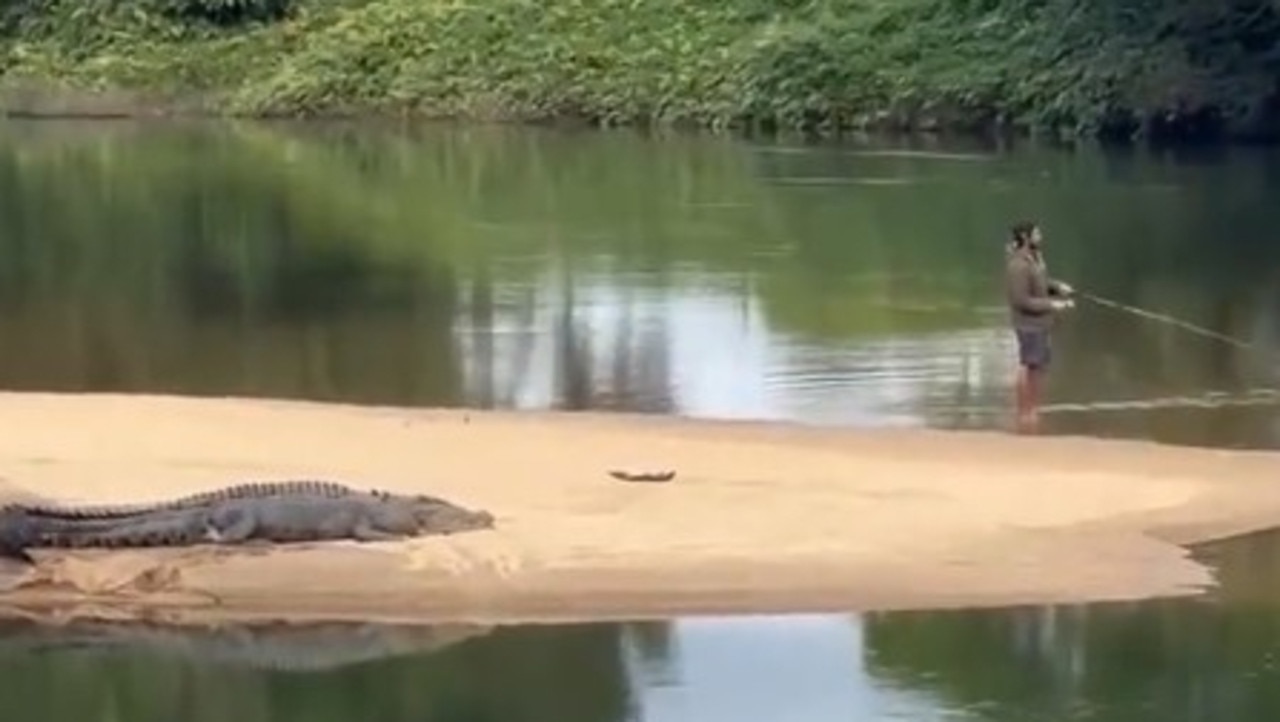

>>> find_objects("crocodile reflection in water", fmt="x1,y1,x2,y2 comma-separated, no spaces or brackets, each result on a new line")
0,618,493,672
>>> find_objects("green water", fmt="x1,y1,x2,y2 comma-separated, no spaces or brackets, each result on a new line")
0,119,1278,720
0,120,1275,447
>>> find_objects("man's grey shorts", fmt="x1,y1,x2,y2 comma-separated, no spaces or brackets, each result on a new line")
1015,329,1051,370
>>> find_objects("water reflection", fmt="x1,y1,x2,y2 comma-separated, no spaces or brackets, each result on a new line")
862,530,1280,722
0,617,632,722
623,614,954,721
0,120,1276,449
864,597,1280,722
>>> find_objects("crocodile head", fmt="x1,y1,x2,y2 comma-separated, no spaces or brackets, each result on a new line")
409,497,495,535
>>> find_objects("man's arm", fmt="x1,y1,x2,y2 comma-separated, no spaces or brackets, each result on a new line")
1006,260,1055,314
1047,278,1074,297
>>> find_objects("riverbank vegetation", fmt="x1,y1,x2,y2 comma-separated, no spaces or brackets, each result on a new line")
0,0,1277,142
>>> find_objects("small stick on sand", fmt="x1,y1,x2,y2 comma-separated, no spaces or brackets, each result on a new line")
607,469,676,483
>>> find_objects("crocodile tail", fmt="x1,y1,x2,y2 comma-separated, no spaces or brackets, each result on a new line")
9,501,161,521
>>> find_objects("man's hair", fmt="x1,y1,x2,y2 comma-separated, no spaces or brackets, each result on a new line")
1009,220,1038,248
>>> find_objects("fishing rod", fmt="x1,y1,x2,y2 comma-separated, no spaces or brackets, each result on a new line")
1075,290,1259,351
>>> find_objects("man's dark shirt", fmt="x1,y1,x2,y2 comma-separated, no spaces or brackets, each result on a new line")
1005,245,1066,332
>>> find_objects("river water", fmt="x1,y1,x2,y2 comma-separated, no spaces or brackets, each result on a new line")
0,119,1278,719
0,120,1276,445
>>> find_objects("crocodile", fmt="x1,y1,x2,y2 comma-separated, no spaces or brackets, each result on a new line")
4,479,404,521
0,491,495,563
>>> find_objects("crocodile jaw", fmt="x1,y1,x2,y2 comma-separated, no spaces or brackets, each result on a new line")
414,505,495,535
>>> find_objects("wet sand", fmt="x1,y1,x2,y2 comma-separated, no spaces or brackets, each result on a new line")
0,391,1277,625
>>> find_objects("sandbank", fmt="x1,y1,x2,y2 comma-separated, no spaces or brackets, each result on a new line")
0,391,1276,626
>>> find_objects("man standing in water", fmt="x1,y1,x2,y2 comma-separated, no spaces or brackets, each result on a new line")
1005,221,1075,432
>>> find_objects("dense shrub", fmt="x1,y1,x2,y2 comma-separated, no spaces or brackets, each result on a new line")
1,0,1277,142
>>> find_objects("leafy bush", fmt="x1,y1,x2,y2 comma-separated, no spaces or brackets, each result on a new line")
1,0,1277,141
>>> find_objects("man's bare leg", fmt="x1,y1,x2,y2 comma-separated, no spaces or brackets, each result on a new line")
1014,365,1042,433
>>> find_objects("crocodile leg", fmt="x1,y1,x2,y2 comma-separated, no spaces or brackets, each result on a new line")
206,510,256,544
350,521,404,543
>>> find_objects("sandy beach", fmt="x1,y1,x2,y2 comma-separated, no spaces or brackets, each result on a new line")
0,391,1276,625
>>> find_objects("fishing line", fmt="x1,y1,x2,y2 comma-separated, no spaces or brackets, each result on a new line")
1076,290,1259,351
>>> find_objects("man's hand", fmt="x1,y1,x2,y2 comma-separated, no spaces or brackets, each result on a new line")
1054,281,1075,297
1051,298,1075,311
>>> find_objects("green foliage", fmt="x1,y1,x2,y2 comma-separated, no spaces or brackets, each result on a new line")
223,0,752,123
0,0,1277,141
